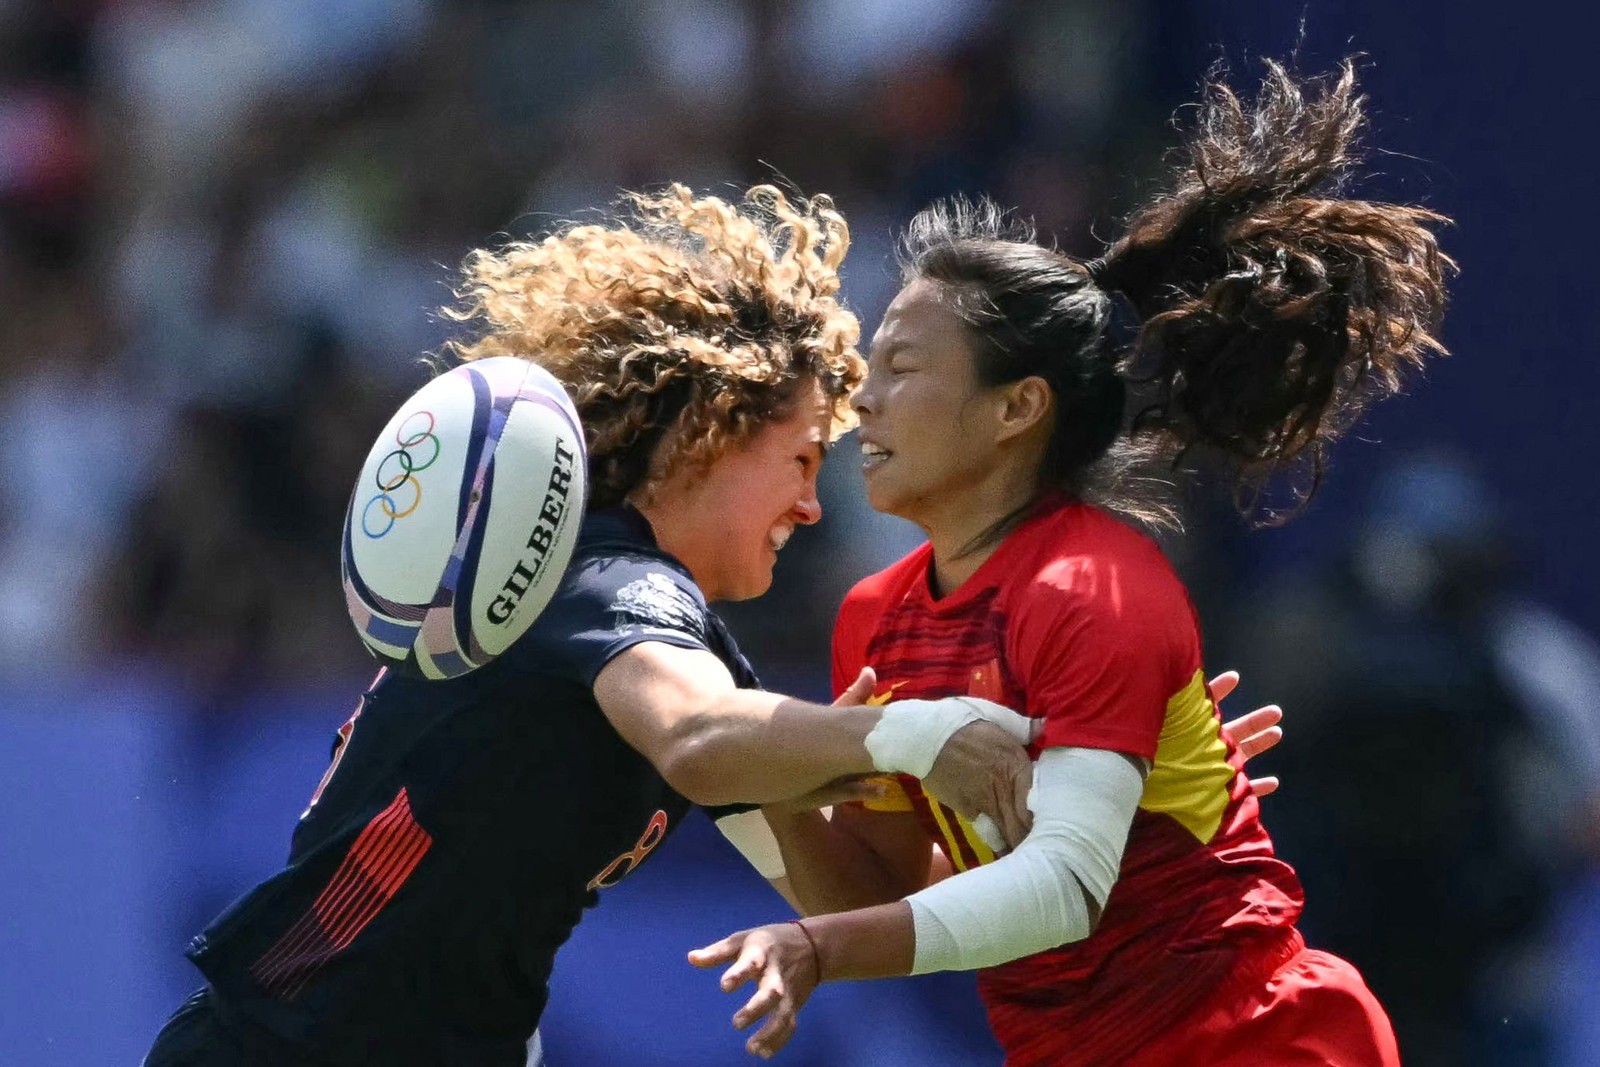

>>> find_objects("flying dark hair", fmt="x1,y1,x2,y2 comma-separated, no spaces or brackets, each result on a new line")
900,59,1453,536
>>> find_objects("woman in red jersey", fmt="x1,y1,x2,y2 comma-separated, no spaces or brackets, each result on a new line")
691,61,1451,1065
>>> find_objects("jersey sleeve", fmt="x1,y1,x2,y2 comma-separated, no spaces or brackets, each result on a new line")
830,589,870,699
1010,554,1196,762
832,584,917,814
510,552,713,688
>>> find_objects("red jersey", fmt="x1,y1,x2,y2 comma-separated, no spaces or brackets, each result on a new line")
833,498,1305,1067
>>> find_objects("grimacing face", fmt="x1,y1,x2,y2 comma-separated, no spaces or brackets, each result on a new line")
651,378,830,603
850,279,1006,527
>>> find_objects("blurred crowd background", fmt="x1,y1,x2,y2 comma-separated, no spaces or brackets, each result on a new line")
2,1,1596,1064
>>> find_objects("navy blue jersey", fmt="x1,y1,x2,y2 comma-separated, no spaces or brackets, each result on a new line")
184,507,758,1065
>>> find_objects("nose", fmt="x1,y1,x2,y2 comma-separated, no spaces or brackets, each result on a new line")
850,380,875,417
793,491,822,526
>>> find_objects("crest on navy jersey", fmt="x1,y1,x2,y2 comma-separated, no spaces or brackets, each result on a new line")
610,572,704,637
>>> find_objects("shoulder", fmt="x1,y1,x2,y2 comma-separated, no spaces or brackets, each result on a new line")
837,544,929,628
546,548,708,641
505,514,713,679
1005,504,1194,653
1013,504,1184,606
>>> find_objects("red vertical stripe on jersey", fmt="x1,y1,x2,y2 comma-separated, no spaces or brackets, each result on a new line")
248,787,432,1001
905,785,983,870
935,802,982,869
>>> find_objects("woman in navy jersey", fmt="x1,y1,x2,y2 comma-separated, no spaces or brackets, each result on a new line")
694,62,1451,1065
142,185,1047,1067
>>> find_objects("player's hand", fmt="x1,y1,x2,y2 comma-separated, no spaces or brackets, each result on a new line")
1210,670,1283,798
923,718,1035,851
834,665,878,708
689,922,818,1059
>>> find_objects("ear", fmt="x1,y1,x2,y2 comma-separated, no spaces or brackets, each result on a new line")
993,376,1054,445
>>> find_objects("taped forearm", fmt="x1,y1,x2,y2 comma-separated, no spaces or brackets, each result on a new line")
904,746,1144,974
680,692,1013,806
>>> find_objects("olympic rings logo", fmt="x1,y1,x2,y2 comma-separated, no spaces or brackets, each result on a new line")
361,411,441,539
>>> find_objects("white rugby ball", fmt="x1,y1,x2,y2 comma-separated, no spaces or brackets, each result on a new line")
341,356,587,679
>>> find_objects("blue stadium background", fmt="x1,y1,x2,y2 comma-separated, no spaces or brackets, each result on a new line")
1,1,1596,1063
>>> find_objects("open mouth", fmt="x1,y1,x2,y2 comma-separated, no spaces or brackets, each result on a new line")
768,526,792,553
861,441,892,473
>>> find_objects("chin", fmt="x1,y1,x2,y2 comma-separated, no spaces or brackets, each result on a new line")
724,570,775,603
864,481,914,522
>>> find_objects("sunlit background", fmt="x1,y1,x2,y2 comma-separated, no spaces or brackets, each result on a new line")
2,1,1596,1064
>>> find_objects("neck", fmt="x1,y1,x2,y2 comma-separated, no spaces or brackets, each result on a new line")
918,461,1042,598
633,497,717,601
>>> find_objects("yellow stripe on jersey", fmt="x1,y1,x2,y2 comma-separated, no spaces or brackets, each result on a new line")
924,796,973,872
858,685,917,812
950,811,997,866
860,775,916,813
852,682,996,866
1139,669,1236,844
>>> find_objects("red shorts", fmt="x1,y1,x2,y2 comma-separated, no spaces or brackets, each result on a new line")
1133,931,1400,1067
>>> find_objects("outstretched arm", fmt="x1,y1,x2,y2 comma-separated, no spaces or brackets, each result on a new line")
691,746,1145,1058
716,668,1286,919
595,643,1034,825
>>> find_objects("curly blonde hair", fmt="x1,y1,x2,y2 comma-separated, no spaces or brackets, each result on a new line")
446,184,865,509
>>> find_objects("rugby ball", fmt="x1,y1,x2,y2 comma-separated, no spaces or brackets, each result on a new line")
341,357,587,679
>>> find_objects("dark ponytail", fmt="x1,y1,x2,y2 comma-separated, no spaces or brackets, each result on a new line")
1099,59,1454,515
897,59,1451,538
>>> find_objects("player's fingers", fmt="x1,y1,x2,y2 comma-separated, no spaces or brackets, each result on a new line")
978,779,1010,851
687,933,745,968
1223,704,1283,746
1013,758,1034,840
1249,775,1281,798
1207,670,1241,705
747,1001,798,1059
994,772,1027,850
1235,723,1283,761
733,981,783,1030
720,944,768,992
834,666,877,707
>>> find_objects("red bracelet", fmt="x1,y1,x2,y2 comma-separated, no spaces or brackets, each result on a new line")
787,919,823,983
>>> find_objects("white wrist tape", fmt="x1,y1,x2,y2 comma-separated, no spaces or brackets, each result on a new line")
868,695,1036,848
957,696,1041,852
906,746,1144,974
952,696,1040,746
863,697,981,779
714,809,787,879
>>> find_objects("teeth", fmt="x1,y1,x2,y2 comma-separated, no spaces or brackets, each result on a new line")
861,443,890,457
769,527,792,552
